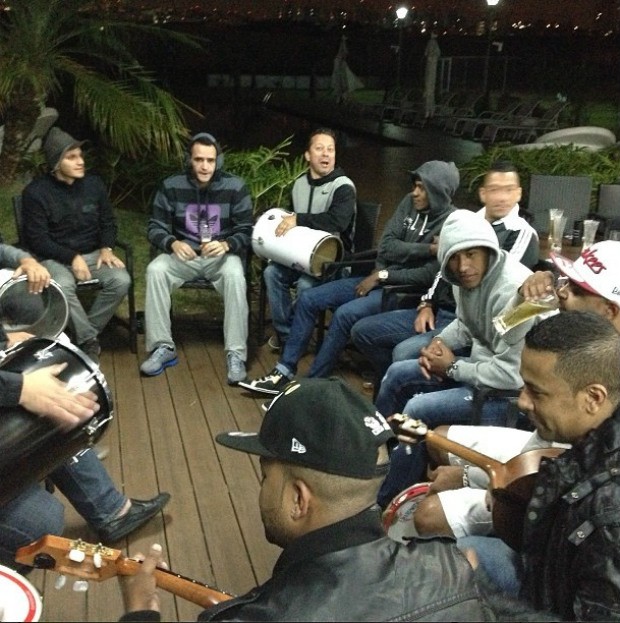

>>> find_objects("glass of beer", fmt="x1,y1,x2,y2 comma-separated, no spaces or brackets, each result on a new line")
493,294,558,335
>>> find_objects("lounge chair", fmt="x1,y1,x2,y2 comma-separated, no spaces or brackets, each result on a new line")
480,100,569,144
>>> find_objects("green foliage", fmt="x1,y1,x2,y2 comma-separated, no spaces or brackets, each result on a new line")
86,136,307,217
0,0,203,186
224,136,307,216
460,144,620,211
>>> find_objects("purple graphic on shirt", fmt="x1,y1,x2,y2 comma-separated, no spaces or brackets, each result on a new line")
185,203,221,237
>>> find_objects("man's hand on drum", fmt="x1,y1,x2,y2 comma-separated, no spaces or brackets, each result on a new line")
355,272,381,297
201,240,229,258
13,258,51,294
171,240,197,262
97,247,125,270
419,338,454,380
427,465,465,494
275,214,297,237
19,363,99,430
519,270,556,301
71,254,92,282
119,544,167,613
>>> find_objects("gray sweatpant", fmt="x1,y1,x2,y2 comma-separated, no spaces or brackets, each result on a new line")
43,251,131,345
144,253,248,360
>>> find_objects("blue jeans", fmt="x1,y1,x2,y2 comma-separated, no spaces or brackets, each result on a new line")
277,277,384,378
351,307,456,379
263,262,318,339
0,449,125,573
457,536,522,597
376,361,515,507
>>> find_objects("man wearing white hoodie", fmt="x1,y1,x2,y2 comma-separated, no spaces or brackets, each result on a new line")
377,209,533,506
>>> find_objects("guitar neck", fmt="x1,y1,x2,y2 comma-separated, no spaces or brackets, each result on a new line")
425,430,505,485
117,558,233,609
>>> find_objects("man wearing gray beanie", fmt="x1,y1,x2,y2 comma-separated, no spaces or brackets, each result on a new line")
21,127,131,362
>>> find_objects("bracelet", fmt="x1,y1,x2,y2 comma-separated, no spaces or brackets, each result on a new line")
416,301,431,312
462,464,470,488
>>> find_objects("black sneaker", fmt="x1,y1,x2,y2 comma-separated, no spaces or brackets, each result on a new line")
238,367,291,395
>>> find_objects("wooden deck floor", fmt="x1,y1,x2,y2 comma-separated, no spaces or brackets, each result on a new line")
27,309,372,622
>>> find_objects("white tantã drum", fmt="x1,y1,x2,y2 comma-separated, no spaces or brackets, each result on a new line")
0,271,69,340
382,482,431,544
0,564,42,622
252,208,344,277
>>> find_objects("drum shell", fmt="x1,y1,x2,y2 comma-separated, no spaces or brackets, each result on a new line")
382,482,431,544
252,208,344,277
0,338,113,506
0,274,69,339
0,564,42,622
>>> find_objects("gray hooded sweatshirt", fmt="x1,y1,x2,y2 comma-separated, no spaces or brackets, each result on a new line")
376,160,458,288
436,209,533,390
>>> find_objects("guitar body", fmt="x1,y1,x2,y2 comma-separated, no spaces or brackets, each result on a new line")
393,415,564,551
490,448,564,552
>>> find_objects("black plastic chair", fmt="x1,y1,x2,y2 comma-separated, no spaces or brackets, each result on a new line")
13,195,138,353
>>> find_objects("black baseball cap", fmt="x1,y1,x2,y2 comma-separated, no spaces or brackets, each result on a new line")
216,378,394,479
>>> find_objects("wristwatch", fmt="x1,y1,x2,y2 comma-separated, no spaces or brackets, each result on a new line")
445,360,459,379
378,269,389,282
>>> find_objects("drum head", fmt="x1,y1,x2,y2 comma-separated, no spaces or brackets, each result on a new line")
0,565,42,622
0,276,68,339
309,237,343,276
382,482,431,544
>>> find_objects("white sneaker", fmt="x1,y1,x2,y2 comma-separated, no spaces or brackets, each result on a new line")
140,345,178,377
227,352,247,385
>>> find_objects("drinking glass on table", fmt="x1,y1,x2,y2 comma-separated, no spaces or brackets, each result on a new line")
549,214,567,254
582,219,599,251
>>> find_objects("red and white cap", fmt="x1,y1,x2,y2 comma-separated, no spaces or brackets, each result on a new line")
550,241,620,305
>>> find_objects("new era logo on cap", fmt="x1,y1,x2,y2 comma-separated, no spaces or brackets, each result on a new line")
291,438,307,454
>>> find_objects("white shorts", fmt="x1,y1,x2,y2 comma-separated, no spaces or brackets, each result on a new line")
437,426,567,538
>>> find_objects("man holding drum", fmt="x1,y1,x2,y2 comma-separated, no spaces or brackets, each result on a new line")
0,321,170,573
140,132,252,385
241,160,458,395
22,128,132,364
261,128,356,352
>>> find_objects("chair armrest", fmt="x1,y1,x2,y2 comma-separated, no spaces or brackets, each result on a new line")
114,240,134,278
321,251,378,281
380,284,427,312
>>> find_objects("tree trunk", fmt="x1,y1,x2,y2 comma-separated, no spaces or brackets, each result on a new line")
0,95,42,188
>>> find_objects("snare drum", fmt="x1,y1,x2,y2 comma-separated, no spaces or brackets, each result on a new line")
0,275,69,339
0,338,113,506
382,482,431,544
252,208,344,277
0,564,42,622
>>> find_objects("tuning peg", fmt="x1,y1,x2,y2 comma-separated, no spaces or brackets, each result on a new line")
73,580,89,592
68,548,86,563
54,574,67,590
93,552,102,569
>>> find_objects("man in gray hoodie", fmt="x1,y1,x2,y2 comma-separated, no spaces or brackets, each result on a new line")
376,209,533,506
240,160,458,395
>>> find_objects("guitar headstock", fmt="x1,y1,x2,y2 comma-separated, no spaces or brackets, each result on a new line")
390,413,428,438
16,535,122,581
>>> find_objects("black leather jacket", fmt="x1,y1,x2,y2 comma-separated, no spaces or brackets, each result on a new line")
521,407,620,620
121,506,554,622
201,507,495,621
